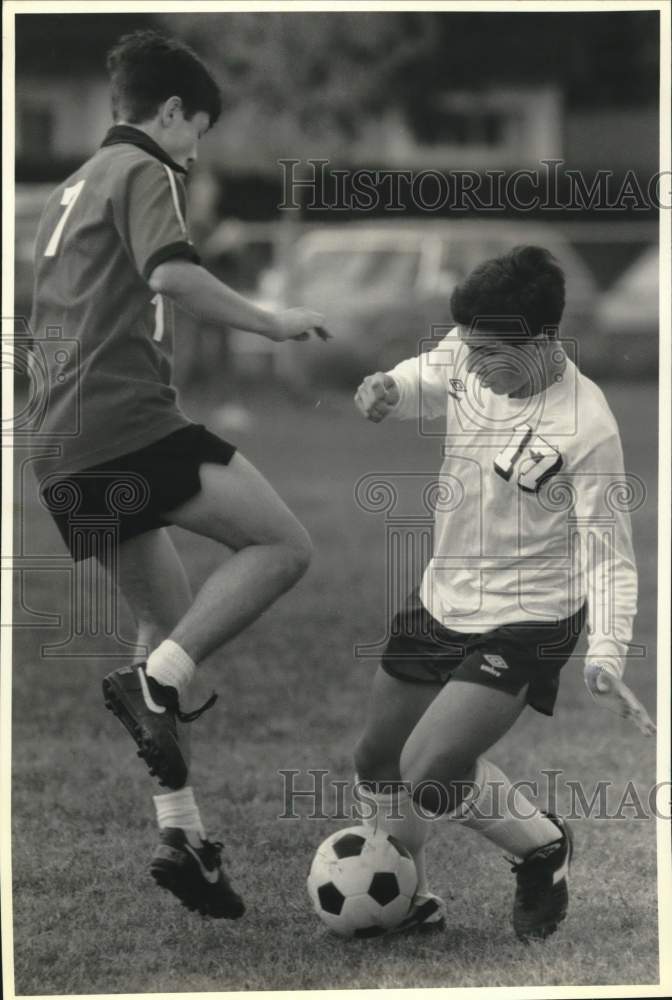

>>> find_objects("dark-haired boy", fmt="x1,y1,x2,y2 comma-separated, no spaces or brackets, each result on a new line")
30,30,327,918
353,246,650,939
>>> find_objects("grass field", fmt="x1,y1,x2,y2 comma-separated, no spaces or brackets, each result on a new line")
11,379,659,994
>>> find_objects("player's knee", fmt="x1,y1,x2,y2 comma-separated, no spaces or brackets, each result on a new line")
353,738,375,781
401,745,476,815
267,525,313,588
354,737,400,785
273,526,313,585
401,745,475,786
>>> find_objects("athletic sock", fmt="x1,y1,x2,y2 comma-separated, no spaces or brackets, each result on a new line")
154,786,205,844
413,846,431,897
448,757,562,860
146,639,195,702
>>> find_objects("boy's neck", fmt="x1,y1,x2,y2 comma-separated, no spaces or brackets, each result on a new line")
117,119,162,147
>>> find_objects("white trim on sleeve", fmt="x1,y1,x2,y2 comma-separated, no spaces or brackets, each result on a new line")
162,164,187,236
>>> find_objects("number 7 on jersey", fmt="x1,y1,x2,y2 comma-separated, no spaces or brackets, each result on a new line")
44,180,86,257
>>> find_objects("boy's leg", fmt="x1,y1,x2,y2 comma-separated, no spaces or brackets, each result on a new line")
400,672,571,939
160,453,312,663
355,666,441,785
114,527,195,767
400,676,559,850
354,667,444,921
106,527,244,918
103,451,312,787
115,526,193,651
102,526,198,788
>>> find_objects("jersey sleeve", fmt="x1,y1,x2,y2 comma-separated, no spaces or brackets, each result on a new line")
386,327,459,421
573,430,639,674
114,159,200,281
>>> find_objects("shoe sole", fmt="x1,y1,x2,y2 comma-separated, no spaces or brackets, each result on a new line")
515,909,567,942
388,898,445,936
102,675,186,789
150,862,246,919
407,916,446,935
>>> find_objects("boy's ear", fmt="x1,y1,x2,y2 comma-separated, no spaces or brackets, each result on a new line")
159,96,183,126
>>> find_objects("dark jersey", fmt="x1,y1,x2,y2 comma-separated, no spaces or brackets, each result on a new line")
29,126,200,480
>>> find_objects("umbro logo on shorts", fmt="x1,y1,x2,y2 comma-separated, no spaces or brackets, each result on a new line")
480,653,509,678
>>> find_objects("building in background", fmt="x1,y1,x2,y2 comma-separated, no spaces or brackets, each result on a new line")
14,10,660,380
15,11,659,185
15,14,154,181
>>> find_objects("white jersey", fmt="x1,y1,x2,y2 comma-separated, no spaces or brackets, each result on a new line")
388,328,638,674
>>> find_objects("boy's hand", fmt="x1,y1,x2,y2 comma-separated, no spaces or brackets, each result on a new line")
270,308,331,343
584,661,656,736
354,372,400,422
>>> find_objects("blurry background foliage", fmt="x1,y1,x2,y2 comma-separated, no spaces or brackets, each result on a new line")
15,11,660,387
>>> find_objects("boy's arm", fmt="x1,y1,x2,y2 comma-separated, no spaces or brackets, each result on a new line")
574,430,638,674
114,160,324,342
573,430,653,734
355,329,458,422
149,259,324,342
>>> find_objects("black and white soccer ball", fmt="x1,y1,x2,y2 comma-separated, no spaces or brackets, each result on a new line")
307,826,418,937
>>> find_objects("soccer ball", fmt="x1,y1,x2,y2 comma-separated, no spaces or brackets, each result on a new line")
307,826,418,937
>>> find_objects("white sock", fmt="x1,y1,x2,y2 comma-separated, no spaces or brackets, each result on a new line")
146,639,195,701
154,786,205,843
356,781,432,894
448,758,562,860
413,846,431,898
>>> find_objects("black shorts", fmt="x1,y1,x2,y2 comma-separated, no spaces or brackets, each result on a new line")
39,424,237,562
381,590,586,716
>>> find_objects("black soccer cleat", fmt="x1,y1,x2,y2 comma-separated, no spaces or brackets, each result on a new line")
390,893,446,935
510,812,573,942
150,827,245,919
102,662,216,789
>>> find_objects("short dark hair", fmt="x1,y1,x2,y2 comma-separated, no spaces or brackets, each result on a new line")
450,245,566,339
107,30,222,126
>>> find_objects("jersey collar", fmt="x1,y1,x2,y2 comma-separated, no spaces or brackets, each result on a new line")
100,125,188,175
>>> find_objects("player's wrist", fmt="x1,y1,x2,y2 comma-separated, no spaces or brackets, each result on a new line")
259,310,283,341
585,657,621,675
586,637,627,668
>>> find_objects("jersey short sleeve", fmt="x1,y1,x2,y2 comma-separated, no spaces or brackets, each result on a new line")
114,159,200,281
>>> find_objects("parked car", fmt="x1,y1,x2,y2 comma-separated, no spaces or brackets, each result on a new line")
198,220,287,380
596,244,658,375
264,220,599,388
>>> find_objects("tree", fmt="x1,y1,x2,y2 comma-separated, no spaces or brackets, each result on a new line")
158,12,433,158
